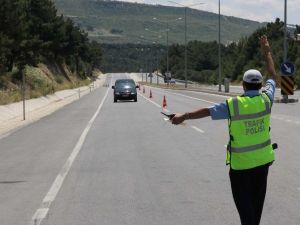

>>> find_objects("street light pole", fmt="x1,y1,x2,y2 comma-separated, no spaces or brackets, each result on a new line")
218,0,222,92
167,22,169,73
168,1,204,88
184,7,187,88
283,0,288,101
143,29,165,84
284,0,287,61
152,17,182,83
22,66,26,120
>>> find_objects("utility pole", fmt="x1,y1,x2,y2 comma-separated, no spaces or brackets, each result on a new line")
152,17,182,84
184,7,187,88
21,66,26,120
283,0,288,102
218,0,222,92
168,1,204,88
167,22,169,73
284,0,287,61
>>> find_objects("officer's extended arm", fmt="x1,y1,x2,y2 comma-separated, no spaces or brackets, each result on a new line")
171,108,210,125
260,35,277,81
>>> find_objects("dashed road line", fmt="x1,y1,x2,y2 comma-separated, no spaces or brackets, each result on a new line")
272,115,300,125
143,86,218,104
191,125,205,133
138,93,169,112
183,89,230,99
142,86,300,126
147,85,230,99
171,92,216,104
30,81,111,225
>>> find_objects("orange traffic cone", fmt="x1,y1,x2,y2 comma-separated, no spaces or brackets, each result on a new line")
143,87,145,94
162,95,167,108
149,89,153,98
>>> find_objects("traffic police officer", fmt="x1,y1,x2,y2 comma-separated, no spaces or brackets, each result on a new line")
171,35,277,225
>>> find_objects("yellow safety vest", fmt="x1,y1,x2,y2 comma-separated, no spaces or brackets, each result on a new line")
226,93,275,170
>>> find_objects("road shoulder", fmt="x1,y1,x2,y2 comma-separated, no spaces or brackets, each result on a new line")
0,74,107,138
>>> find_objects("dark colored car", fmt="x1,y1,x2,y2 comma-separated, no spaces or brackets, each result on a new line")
112,79,139,102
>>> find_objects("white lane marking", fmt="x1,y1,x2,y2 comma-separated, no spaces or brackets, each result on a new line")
170,92,217,104
185,90,230,99
31,82,111,225
143,85,300,125
172,92,300,124
191,126,205,133
138,93,163,109
32,208,49,223
271,115,300,125
148,85,230,99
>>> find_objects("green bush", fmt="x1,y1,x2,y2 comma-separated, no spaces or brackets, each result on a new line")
55,76,64,84
0,89,22,105
24,66,51,90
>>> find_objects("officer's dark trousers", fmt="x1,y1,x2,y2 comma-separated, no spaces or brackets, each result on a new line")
229,164,270,225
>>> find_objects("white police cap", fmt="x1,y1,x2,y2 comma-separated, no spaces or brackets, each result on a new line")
243,69,263,84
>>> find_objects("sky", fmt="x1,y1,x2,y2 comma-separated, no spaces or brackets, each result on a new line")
121,0,299,25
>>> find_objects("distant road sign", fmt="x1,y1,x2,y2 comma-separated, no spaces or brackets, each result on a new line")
280,61,295,75
165,72,172,78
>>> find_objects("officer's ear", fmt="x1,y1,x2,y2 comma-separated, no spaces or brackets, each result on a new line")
242,81,247,91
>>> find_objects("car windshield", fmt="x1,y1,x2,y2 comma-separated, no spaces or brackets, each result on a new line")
115,80,135,89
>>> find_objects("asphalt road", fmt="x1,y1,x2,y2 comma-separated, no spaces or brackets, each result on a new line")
0,73,299,225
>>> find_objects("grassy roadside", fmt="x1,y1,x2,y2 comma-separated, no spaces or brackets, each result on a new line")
0,64,99,105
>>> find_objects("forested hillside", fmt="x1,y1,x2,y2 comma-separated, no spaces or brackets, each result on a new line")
53,0,263,44
1,0,299,105
101,19,299,88
0,0,102,104
101,43,167,73
163,19,300,86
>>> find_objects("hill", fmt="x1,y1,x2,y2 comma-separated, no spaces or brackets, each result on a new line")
52,0,264,44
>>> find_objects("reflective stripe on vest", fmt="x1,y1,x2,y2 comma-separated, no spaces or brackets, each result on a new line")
230,139,271,153
231,95,271,121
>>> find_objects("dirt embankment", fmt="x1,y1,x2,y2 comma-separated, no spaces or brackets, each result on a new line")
0,62,98,105
0,71,106,137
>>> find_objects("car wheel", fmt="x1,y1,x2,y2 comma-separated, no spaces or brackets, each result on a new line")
114,97,117,103
134,96,137,102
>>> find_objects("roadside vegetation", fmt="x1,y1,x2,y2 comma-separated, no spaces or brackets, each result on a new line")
102,19,299,88
166,19,300,86
163,19,300,87
1,0,299,106
0,0,102,104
